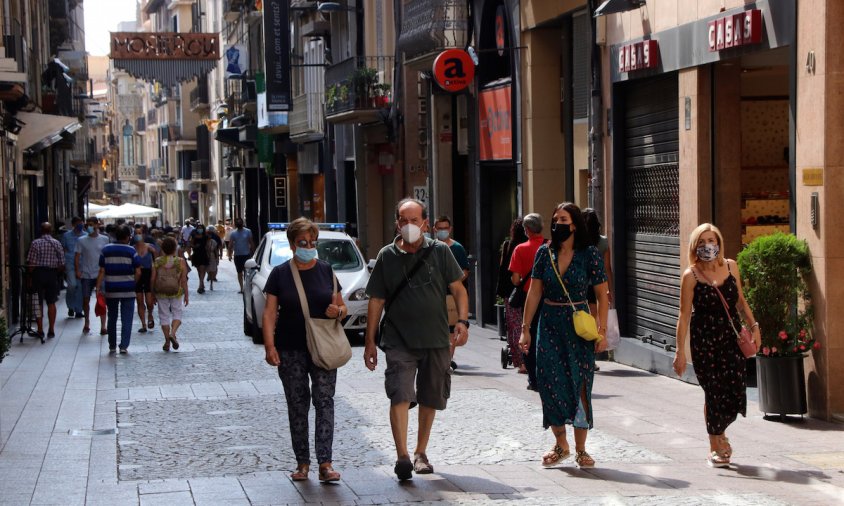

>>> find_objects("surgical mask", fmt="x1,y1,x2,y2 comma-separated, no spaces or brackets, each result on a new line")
197,228,205,234
400,224,422,244
696,243,719,262
435,229,449,241
86,226,95,234
294,247,317,263
74,223,84,232
551,223,573,243
134,235,143,243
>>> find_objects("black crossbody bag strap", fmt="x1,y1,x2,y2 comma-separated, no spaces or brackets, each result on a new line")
379,243,436,343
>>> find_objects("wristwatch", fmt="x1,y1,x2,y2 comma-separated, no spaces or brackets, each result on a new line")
457,319,470,327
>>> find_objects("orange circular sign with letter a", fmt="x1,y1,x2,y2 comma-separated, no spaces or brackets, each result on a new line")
433,49,475,92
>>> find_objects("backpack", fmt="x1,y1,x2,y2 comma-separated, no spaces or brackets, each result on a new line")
155,257,182,296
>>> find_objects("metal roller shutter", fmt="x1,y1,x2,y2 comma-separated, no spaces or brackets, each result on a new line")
623,76,680,350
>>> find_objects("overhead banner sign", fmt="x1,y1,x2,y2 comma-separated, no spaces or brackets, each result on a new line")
708,9,763,52
110,32,219,60
478,84,511,161
618,40,659,73
110,32,220,87
263,0,291,111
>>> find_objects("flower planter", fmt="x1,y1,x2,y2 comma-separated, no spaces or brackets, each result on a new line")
757,354,807,418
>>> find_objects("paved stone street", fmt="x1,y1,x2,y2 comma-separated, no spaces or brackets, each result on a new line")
2,259,843,505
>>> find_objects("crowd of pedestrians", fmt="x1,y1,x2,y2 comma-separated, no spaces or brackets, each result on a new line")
24,214,249,354
25,199,760,484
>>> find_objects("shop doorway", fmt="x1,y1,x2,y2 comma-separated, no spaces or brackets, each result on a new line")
478,164,518,326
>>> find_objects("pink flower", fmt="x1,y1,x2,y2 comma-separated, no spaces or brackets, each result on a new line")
799,329,807,338
813,342,821,350
762,346,771,356
779,331,789,341
771,346,778,354
800,345,806,351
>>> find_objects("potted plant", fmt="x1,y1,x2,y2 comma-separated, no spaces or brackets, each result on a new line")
373,83,391,107
737,231,817,419
350,67,378,106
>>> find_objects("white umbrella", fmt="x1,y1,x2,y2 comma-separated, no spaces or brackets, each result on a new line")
96,203,162,219
85,203,114,215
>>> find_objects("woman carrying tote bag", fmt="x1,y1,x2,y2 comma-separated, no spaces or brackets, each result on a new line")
262,218,348,483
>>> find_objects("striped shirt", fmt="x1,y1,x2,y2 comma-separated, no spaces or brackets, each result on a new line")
99,244,141,299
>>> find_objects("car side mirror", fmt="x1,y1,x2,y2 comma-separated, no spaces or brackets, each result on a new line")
244,258,258,270
367,259,376,272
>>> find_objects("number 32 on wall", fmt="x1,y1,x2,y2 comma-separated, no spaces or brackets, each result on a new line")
413,186,429,204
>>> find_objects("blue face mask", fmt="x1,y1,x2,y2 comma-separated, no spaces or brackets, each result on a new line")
436,229,449,240
134,235,143,243
86,225,95,234
294,247,318,263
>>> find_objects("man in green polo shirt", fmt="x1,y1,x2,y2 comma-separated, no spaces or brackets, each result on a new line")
364,198,469,482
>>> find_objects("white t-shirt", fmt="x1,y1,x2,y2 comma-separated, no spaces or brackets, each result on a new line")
74,234,110,279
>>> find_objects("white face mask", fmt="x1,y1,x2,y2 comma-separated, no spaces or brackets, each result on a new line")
400,223,422,244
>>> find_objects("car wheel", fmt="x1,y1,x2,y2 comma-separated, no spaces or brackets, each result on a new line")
243,308,254,337
344,329,362,344
251,299,263,345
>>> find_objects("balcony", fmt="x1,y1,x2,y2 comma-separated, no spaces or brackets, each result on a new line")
190,80,209,112
191,159,210,181
118,166,139,181
224,0,257,22
146,108,157,126
325,56,394,124
289,92,324,141
137,164,147,180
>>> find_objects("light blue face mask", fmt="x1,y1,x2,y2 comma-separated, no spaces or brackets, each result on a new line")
436,229,449,240
134,235,143,243
86,226,95,234
294,247,318,263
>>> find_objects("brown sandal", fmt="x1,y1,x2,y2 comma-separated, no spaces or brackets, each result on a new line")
290,464,309,481
575,450,595,468
718,436,732,458
318,464,340,482
541,444,571,467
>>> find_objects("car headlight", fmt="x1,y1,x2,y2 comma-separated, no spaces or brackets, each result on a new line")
348,288,369,301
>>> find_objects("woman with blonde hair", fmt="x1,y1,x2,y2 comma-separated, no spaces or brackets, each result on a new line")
673,223,761,468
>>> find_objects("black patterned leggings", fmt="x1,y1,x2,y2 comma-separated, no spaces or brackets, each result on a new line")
278,350,337,465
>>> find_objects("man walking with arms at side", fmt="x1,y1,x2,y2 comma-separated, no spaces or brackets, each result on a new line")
75,217,110,335
432,215,470,371
97,225,141,353
227,217,254,293
26,222,65,338
364,198,469,481
60,217,85,318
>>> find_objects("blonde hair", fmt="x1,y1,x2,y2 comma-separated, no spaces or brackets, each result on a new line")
286,217,319,244
688,223,725,266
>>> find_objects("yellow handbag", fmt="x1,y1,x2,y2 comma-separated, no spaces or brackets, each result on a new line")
549,249,602,342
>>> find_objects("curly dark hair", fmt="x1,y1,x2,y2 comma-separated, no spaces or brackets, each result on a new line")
582,208,602,247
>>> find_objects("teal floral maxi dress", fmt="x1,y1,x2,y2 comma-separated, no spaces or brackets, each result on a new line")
531,244,607,429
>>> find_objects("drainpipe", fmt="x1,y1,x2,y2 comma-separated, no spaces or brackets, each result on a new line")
588,0,604,219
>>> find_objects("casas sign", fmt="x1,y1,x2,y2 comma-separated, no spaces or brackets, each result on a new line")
708,9,762,52
433,49,474,92
618,40,659,73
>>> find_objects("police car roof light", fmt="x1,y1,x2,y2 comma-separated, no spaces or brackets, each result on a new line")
266,222,345,232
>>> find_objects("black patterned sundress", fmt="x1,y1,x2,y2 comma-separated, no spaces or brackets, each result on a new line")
690,264,747,435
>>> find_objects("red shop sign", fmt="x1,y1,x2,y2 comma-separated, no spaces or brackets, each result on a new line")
618,40,659,73
708,9,762,52
478,84,512,161
433,49,475,92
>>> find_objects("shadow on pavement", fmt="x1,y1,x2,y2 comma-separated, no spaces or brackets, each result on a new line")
557,467,690,489
729,464,831,484
596,368,656,378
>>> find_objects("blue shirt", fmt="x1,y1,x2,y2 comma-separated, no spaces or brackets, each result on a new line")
99,244,141,299
61,230,83,260
229,228,253,256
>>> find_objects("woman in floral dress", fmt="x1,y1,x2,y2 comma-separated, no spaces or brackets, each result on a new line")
519,202,609,468
673,223,761,468
496,217,528,372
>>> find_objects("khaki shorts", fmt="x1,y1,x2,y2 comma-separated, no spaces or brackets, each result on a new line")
384,346,451,410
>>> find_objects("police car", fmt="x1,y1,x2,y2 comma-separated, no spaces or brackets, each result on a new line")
242,223,370,343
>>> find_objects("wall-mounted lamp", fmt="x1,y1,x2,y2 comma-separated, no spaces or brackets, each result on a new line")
806,50,816,75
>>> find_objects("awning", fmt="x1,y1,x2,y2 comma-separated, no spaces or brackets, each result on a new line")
215,125,256,150
594,0,645,17
15,111,82,154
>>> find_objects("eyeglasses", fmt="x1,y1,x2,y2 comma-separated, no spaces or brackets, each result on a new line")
295,239,318,248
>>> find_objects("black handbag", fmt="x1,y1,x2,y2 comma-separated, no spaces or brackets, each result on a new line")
376,243,436,348
508,280,527,308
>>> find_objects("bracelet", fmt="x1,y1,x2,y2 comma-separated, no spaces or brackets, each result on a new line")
750,322,759,329
521,323,529,328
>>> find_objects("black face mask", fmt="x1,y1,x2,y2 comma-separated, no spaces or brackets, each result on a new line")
551,223,573,243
